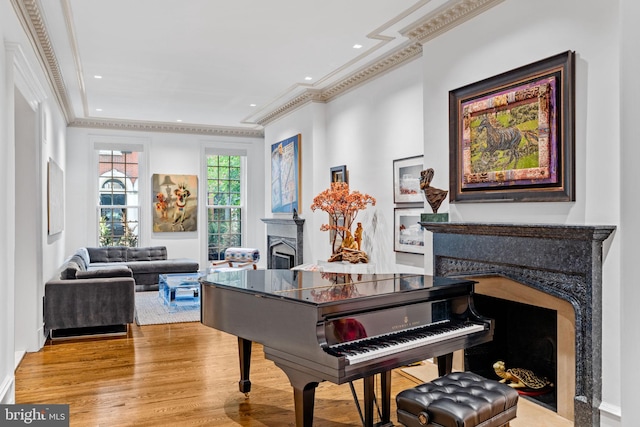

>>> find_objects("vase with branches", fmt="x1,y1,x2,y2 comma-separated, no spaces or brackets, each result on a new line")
310,182,376,262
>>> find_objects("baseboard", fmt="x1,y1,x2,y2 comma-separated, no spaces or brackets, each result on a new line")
38,325,46,349
0,374,15,404
14,350,25,370
599,401,622,422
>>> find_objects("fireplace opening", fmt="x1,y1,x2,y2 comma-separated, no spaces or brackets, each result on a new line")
269,239,296,269
273,251,295,269
466,295,557,412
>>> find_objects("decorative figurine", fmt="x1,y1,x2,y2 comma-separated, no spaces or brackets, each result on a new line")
354,222,363,251
420,168,448,214
493,360,553,389
340,230,358,250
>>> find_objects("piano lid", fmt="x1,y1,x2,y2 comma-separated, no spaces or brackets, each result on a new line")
201,270,474,306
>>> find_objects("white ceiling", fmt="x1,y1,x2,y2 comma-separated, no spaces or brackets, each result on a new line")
24,0,499,133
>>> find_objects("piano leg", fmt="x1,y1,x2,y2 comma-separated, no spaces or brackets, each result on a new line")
436,352,453,376
293,383,318,427
238,337,252,396
363,376,375,426
380,370,392,425
362,371,393,427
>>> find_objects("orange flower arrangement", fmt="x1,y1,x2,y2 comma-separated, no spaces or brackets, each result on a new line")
310,182,376,255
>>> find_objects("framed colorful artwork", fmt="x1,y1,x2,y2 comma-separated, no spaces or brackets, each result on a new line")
394,207,425,254
271,134,301,213
449,51,575,202
152,174,198,232
393,155,424,203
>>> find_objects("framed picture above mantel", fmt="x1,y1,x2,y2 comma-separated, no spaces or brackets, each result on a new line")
449,51,575,203
271,134,301,213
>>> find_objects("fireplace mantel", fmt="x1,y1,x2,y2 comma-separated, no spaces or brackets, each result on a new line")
261,217,305,268
420,222,615,427
420,222,615,241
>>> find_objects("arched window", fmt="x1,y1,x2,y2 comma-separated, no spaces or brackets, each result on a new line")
97,150,140,247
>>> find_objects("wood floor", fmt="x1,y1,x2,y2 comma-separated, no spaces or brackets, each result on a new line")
15,321,571,426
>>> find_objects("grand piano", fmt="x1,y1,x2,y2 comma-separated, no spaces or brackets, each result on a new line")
201,270,493,427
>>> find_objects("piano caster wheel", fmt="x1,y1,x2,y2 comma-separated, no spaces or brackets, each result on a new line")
244,392,250,398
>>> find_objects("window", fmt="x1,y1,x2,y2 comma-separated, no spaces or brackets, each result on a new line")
206,155,243,261
98,150,140,247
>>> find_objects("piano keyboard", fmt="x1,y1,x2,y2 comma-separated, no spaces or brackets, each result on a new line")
324,320,485,365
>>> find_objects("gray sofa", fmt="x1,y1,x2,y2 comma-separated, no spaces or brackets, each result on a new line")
44,246,199,337
62,246,199,292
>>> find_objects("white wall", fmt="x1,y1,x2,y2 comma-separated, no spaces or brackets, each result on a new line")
0,8,15,403
265,59,424,270
263,103,323,266
419,0,622,420
619,0,640,425
66,127,265,269
0,0,69,403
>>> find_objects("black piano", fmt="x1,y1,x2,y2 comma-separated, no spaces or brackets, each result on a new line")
201,270,493,427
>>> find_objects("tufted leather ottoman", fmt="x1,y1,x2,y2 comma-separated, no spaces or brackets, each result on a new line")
396,371,519,427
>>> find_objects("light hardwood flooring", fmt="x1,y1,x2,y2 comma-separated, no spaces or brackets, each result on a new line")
15,322,571,426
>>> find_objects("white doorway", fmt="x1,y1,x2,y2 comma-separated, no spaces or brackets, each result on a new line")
13,87,43,364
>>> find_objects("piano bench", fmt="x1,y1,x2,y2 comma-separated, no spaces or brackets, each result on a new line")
396,371,518,427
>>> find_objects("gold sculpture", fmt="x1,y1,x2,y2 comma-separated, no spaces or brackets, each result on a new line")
493,360,553,389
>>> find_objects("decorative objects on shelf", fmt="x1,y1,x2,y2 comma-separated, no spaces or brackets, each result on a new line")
310,182,376,263
449,51,575,202
271,134,301,213
420,168,449,223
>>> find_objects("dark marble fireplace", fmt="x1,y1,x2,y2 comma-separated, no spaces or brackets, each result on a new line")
261,217,305,269
419,222,615,427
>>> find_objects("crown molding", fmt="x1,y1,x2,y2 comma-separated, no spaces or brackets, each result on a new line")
69,117,264,138
255,41,423,126
321,41,423,103
14,0,501,133
11,0,74,122
255,0,504,126
400,0,505,44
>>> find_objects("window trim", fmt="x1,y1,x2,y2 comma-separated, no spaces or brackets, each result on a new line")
91,136,149,247
204,153,247,261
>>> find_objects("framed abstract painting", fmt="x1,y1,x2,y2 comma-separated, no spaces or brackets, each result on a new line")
271,134,301,213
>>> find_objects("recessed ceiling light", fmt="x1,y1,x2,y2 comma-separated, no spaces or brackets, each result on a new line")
353,44,363,49
95,108,102,112
176,119,182,122
249,104,257,107
94,75,102,79
304,76,313,81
